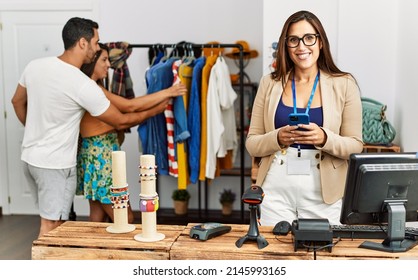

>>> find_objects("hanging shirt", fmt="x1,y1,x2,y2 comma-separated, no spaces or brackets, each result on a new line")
205,56,238,179
198,54,218,181
188,56,206,184
165,60,181,177
177,61,194,189
138,57,177,175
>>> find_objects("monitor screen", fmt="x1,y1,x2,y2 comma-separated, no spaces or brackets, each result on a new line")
340,152,418,252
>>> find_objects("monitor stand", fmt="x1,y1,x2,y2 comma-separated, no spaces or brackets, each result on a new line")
360,201,418,252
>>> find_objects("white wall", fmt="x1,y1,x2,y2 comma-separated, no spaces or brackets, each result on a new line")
337,0,397,131
98,0,264,96
396,0,418,152
0,7,6,212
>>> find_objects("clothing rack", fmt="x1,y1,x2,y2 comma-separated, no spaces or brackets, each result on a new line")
129,43,246,221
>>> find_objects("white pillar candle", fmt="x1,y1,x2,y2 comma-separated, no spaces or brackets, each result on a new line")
112,151,127,187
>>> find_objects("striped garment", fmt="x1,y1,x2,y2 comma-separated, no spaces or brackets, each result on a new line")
165,59,182,177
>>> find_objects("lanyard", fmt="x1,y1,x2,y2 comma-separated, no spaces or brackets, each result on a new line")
291,71,320,157
291,71,320,114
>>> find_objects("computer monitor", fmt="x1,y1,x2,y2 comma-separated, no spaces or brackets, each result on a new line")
340,152,418,252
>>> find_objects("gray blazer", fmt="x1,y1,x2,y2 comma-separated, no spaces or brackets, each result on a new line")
246,71,363,204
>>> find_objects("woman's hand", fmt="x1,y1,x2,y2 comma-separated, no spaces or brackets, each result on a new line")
165,83,187,98
278,123,327,146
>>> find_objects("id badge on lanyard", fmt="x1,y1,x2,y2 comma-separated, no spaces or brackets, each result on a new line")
287,158,311,175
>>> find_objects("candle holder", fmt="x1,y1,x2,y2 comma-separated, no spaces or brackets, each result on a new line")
134,154,165,242
106,151,136,233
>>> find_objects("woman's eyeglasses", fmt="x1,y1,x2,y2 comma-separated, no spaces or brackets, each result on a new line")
285,34,319,48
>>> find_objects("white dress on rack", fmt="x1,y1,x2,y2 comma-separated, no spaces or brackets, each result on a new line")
205,56,238,179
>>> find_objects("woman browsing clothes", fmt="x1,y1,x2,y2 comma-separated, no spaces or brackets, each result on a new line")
246,10,363,226
77,43,186,222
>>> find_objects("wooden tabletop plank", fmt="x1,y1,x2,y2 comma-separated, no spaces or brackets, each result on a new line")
32,246,169,260
170,223,418,260
32,221,418,260
32,221,185,258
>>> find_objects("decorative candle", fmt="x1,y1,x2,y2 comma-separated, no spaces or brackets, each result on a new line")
106,151,135,234
112,151,127,187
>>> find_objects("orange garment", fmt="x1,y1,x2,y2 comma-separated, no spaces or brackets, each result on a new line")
198,54,218,181
215,150,234,176
177,62,193,189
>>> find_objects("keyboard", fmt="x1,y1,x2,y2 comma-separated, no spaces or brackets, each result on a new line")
331,224,418,240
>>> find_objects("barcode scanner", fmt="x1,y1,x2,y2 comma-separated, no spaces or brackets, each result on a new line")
241,185,264,205
236,185,268,249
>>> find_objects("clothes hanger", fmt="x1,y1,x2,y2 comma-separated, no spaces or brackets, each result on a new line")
168,44,181,60
183,43,195,66
201,44,205,58
218,44,224,61
150,45,158,66
159,45,169,62
181,43,188,61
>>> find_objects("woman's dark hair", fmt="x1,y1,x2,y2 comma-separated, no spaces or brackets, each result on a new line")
62,17,99,50
271,10,351,83
80,43,109,87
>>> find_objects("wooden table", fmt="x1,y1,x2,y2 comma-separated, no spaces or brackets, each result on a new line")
32,222,418,260
170,223,418,260
31,221,185,260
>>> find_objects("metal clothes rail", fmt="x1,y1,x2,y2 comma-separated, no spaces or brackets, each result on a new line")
129,43,246,222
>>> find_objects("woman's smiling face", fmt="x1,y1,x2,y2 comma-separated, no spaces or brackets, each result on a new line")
286,20,322,71
92,49,110,81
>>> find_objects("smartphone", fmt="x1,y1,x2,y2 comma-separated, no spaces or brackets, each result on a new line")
288,113,310,127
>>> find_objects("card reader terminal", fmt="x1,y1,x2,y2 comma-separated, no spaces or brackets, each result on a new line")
189,223,232,241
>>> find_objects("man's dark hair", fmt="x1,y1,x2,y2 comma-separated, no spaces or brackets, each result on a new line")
62,17,99,50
